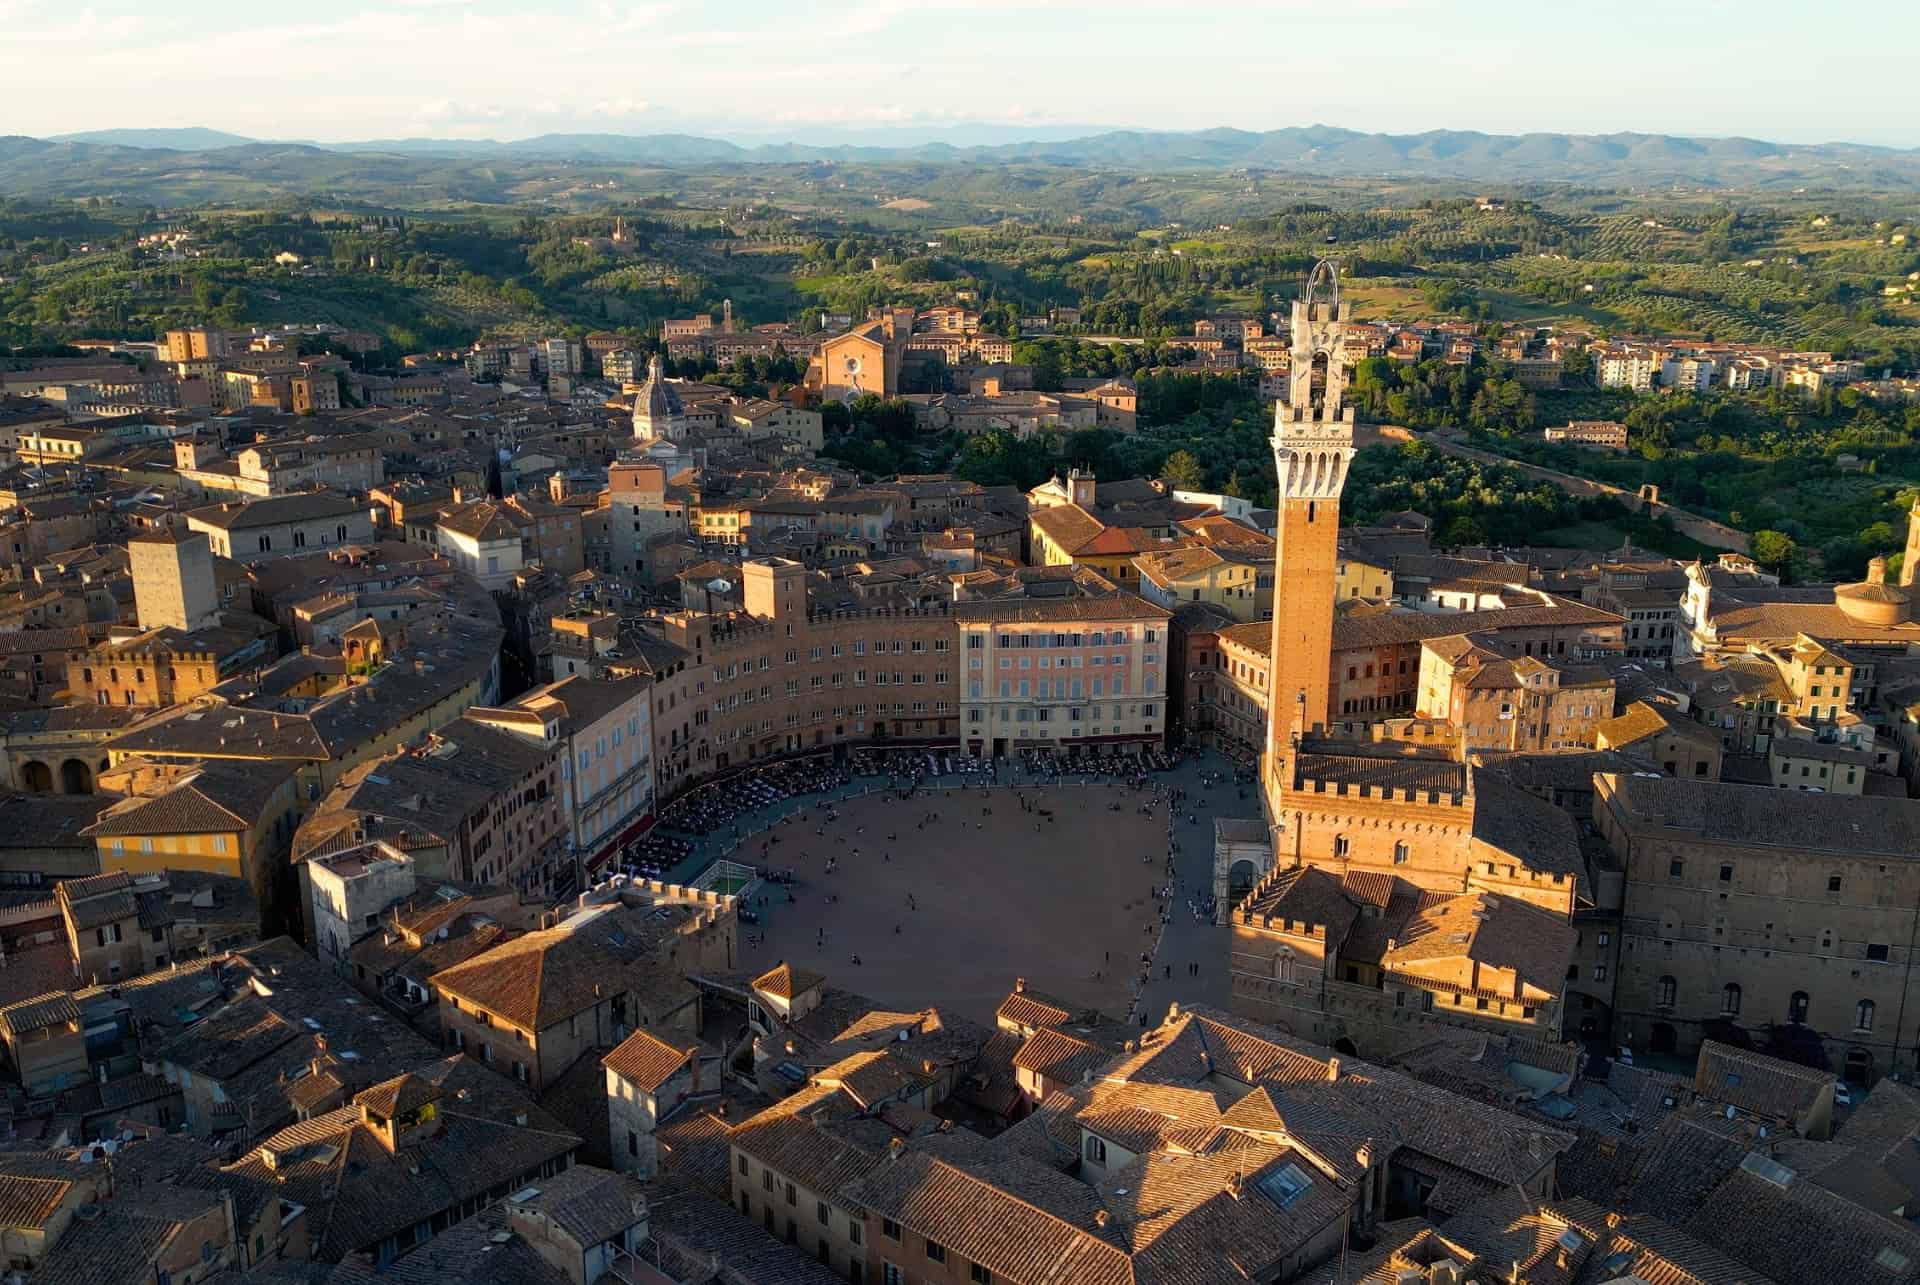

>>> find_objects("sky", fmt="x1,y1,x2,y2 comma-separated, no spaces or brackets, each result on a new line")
1,0,1912,148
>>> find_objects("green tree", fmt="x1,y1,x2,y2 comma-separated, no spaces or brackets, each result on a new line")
1161,450,1207,491
1750,529,1796,570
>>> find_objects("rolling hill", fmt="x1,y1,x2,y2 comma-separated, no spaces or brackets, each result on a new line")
3,125,1918,204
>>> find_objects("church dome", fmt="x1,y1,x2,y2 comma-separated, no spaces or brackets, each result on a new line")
1835,556,1913,625
632,355,687,442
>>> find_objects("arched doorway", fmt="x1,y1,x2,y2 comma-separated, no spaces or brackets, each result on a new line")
1333,1036,1359,1058
1844,1047,1874,1086
1650,1023,1678,1055
19,760,51,793
1229,859,1259,903
59,759,92,795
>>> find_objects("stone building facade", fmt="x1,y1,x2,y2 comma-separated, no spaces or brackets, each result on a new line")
644,558,962,789
955,592,1173,756
1599,773,1920,1083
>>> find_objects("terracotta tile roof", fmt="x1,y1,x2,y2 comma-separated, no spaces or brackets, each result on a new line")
752,961,825,1002
1555,1196,1778,1285
1077,1081,1229,1154
0,991,79,1035
1468,771,1585,878
1604,775,1920,860
221,1059,579,1262
951,1029,1026,1119
1217,620,1272,656
655,1107,740,1199
1294,749,1467,796
1710,600,1920,647
436,498,525,542
1382,892,1577,996
1238,866,1361,941
1598,699,1723,750
814,1049,929,1109
1332,598,1622,650
954,592,1172,624
996,985,1074,1031
1794,1077,1920,1215
186,491,367,531
504,1164,646,1250
1684,1155,1920,1285
644,1182,847,1285
1027,503,1108,555
602,1028,696,1092
0,1173,72,1229
1419,1190,1585,1285
845,1138,1132,1285
353,1071,438,1119
1130,545,1225,586
1012,1027,1113,1088
430,902,701,1031
35,1186,230,1285
725,1082,893,1201
1694,1041,1834,1122
82,760,295,837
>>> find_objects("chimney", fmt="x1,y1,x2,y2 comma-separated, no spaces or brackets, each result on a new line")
1327,1057,1341,1082
1094,1209,1110,1228
1225,1171,1244,1200
1013,977,1026,994
887,1137,904,1162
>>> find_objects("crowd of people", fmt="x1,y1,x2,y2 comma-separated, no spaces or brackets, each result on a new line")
656,755,854,836
637,741,1200,892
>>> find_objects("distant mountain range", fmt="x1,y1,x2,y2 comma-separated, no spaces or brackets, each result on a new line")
9,124,1920,195
50,127,266,150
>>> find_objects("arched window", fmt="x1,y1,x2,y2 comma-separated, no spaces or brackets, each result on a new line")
1789,991,1810,1023
1721,983,1742,1016
1656,976,1677,1007
1084,1135,1107,1164
1275,949,1294,984
1333,834,1350,858
1856,999,1876,1032
1393,841,1409,865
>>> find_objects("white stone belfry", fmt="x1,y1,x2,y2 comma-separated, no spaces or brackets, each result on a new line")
1272,257,1357,500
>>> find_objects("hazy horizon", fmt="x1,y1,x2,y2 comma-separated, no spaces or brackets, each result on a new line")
2,0,1911,150
35,120,1920,153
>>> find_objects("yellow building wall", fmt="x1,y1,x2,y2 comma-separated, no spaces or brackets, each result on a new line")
1336,557,1393,602
1161,563,1266,622
100,829,243,874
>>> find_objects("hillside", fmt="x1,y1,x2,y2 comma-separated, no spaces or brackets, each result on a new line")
49,127,261,150
3,125,1919,202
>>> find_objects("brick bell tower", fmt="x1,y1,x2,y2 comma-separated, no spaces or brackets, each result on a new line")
1263,260,1356,814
